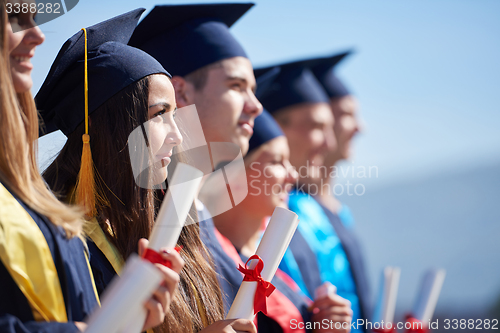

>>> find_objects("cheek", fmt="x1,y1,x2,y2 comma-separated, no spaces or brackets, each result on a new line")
309,129,324,149
7,29,22,54
147,124,167,154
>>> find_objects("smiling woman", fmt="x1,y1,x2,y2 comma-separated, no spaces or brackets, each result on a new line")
6,0,44,93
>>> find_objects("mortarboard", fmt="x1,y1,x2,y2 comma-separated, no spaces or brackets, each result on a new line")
254,62,329,115
308,51,353,98
129,3,254,77
36,8,169,137
248,109,284,154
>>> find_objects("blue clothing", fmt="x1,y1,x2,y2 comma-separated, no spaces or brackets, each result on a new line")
0,185,99,333
279,190,369,332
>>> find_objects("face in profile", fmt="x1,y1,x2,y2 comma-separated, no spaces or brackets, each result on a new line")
244,136,297,216
275,102,337,186
6,0,45,93
143,74,182,186
326,95,360,165
189,56,263,155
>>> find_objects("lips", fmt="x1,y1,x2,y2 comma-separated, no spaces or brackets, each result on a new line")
238,121,254,136
11,54,34,70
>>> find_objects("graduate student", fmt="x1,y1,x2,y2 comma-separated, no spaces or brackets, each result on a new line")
129,2,262,316
212,110,353,333
255,59,367,332
0,1,97,331
38,9,249,333
308,52,371,325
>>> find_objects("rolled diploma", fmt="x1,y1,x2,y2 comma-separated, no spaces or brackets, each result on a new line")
226,207,299,320
84,255,163,333
412,269,446,323
121,163,204,333
373,267,400,325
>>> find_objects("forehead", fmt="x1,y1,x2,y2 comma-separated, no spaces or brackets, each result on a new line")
208,56,256,83
330,95,358,116
289,103,333,126
148,74,175,102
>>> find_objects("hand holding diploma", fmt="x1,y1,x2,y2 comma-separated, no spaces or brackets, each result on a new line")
138,239,184,331
226,207,299,320
311,282,353,333
405,269,446,333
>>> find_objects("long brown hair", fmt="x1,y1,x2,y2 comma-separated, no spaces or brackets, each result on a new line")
0,0,82,236
43,76,224,332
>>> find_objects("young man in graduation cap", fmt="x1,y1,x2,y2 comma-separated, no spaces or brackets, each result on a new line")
255,59,368,333
308,52,371,329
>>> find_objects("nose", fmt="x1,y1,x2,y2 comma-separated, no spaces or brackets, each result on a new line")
243,90,263,119
24,25,45,47
166,120,183,148
284,161,298,185
324,126,337,153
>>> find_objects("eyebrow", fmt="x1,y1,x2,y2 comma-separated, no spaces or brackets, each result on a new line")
148,102,172,110
226,75,257,93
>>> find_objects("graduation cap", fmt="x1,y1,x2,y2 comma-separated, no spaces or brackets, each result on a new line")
254,62,329,115
248,109,284,154
36,8,169,137
35,8,170,217
129,3,254,77
308,51,353,98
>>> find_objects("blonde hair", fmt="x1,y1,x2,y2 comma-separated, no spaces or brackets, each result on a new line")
0,1,82,236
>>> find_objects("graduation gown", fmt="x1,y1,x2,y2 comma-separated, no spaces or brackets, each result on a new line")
198,203,312,333
0,183,99,333
279,190,370,333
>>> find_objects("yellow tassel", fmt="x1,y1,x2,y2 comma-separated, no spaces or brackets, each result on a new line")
74,27,97,217
76,134,97,217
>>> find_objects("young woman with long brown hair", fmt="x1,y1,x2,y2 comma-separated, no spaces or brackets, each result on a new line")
39,8,255,333
0,2,182,332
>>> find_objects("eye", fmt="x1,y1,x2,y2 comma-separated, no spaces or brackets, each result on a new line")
152,109,166,119
230,82,243,91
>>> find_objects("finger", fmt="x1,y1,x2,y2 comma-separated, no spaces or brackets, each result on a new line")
314,312,352,324
230,319,257,333
314,294,351,310
317,305,353,317
151,285,170,312
154,263,180,295
137,238,149,257
143,298,164,327
159,249,185,273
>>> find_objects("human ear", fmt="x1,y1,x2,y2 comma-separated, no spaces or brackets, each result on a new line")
171,76,194,108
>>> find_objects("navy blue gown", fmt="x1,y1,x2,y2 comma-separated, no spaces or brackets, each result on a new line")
0,184,99,332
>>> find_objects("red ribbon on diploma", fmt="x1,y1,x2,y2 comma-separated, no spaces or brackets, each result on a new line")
405,315,428,333
142,246,182,268
237,254,276,315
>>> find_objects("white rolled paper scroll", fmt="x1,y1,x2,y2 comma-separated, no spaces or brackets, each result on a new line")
373,266,401,325
412,269,446,324
226,207,299,320
84,255,163,333
120,163,204,333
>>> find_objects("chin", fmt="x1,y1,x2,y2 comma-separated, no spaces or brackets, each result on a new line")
237,136,249,155
12,76,33,93
151,168,168,186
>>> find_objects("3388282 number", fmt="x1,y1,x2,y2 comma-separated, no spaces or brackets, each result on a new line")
444,319,498,329
5,2,61,14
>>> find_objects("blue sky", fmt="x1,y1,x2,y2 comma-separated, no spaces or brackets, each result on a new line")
34,0,500,186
